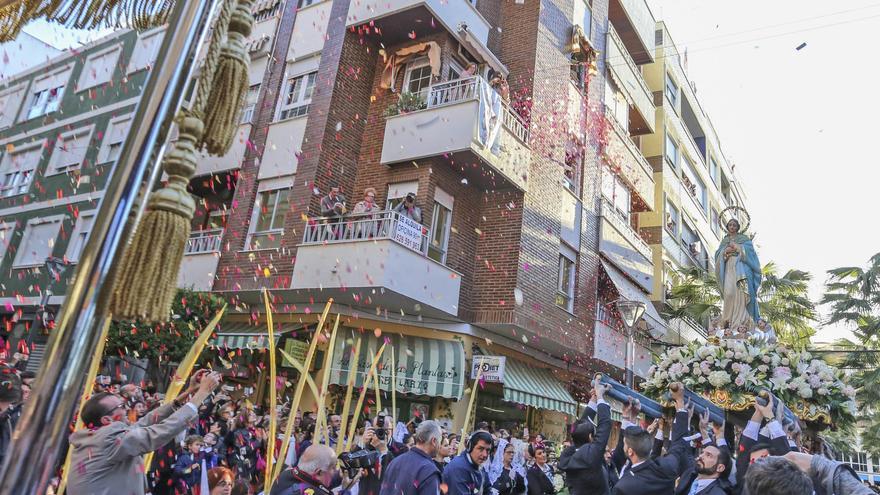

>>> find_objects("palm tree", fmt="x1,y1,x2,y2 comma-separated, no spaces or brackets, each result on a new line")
664,262,817,349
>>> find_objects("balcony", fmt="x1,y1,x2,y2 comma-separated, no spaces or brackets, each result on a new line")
605,114,654,207
381,77,531,191
608,0,656,64
598,199,654,293
607,26,654,134
346,0,490,47
593,319,653,378
177,229,223,291
661,232,707,271
291,211,462,317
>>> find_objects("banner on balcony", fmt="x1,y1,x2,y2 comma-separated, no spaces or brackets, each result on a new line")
393,215,423,252
471,355,506,383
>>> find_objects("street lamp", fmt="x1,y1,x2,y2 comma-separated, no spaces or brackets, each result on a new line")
615,299,646,388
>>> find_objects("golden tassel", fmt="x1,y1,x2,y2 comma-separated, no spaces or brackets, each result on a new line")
109,117,201,320
201,0,254,155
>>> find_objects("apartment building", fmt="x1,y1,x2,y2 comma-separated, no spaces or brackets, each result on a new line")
637,22,749,344
0,28,165,371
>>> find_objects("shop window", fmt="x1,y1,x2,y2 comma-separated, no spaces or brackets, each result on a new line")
247,184,290,249
0,141,43,197
278,71,316,121
403,58,433,102
66,211,96,263
13,216,64,268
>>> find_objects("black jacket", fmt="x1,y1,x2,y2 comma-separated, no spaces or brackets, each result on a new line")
526,463,556,495
493,467,527,495
734,421,792,490
558,402,613,495
271,467,333,495
358,440,408,495
611,409,690,495
673,439,733,495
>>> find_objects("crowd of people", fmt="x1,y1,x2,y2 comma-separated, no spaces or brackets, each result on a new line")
0,363,877,495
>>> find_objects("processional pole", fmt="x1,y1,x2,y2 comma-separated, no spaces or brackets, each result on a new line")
0,1,219,492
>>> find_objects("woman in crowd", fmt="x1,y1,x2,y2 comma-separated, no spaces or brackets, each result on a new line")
490,439,527,495
526,444,556,495
207,467,235,495
225,409,265,485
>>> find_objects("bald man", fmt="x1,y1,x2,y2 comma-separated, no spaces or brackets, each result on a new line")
272,444,340,495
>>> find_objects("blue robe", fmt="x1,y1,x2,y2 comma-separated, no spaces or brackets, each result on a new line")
714,233,762,323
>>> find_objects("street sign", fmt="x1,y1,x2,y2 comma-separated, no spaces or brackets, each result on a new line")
471,355,506,382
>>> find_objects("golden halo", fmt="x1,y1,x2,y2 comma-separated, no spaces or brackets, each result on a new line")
719,206,750,233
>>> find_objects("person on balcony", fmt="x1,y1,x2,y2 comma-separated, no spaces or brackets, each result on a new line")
352,187,380,239
393,193,422,224
320,185,347,240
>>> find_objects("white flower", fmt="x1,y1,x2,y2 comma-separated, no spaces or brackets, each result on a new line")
817,387,828,396
844,386,856,398
725,351,735,359
798,386,813,399
708,371,732,388
757,365,769,373
762,355,771,364
781,358,790,366
698,376,707,383
735,376,746,387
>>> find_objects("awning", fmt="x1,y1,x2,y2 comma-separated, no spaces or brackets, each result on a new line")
327,331,466,400
502,359,576,415
457,27,508,77
210,322,283,350
601,260,667,338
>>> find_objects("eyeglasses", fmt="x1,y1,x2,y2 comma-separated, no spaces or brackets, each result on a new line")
103,401,127,417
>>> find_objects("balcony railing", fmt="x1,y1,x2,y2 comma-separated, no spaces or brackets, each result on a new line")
185,229,224,254
600,199,652,260
607,111,653,179
301,210,431,256
425,76,530,143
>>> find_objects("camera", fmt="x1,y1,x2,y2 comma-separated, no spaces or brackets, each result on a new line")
374,414,387,440
339,449,380,475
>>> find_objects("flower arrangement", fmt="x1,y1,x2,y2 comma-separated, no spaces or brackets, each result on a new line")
642,338,856,427
383,91,427,117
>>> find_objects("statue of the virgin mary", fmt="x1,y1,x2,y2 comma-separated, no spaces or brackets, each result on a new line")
713,208,762,334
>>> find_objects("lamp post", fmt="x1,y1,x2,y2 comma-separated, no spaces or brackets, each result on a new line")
615,299,646,388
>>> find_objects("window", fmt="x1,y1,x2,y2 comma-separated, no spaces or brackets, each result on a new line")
48,126,93,173
604,76,628,128
665,73,678,107
709,157,720,186
403,59,432,102
66,211,95,263
26,66,71,120
99,114,133,163
386,181,418,211
680,220,697,250
0,85,26,129
77,45,122,91
128,29,165,73
570,54,586,89
682,156,707,212
664,134,678,168
254,2,281,20
581,0,592,39
446,60,464,81
241,83,260,124
248,186,290,249
298,0,319,7
427,188,453,263
711,208,720,237
665,199,679,235
564,135,583,194
0,223,13,265
0,142,43,197
601,171,631,222
278,71,316,120
13,216,64,268
556,250,576,313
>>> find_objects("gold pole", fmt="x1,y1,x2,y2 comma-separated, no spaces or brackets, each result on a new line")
144,304,228,468
344,344,386,451
56,317,113,495
278,349,321,399
458,363,483,455
314,314,340,446
272,300,332,482
335,337,361,455
262,289,278,495
390,345,397,422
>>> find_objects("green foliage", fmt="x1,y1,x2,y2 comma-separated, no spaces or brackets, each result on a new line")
104,289,226,365
664,262,818,349
383,91,427,117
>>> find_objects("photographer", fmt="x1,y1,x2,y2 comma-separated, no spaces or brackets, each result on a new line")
272,444,340,495
379,420,443,495
355,414,408,495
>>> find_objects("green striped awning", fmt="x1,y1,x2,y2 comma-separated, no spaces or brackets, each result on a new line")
210,322,282,350
502,359,577,415
327,331,466,400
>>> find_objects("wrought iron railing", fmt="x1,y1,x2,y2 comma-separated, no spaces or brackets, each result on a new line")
185,228,224,254
301,210,431,255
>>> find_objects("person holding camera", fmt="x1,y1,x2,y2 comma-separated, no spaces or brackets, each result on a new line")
442,430,493,495
272,444,341,495
355,414,408,495
393,192,422,223
379,420,443,495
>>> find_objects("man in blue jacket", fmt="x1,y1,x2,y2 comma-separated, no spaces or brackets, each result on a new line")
380,420,443,495
443,430,493,495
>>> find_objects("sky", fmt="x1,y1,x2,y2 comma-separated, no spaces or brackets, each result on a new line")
20,1,878,342
644,0,880,342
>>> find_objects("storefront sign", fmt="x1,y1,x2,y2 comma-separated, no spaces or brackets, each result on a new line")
471,355,506,383
393,214,423,252
282,339,310,369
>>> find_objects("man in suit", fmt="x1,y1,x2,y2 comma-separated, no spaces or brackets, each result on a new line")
611,382,690,495
675,412,733,495
734,395,792,489
558,376,613,495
